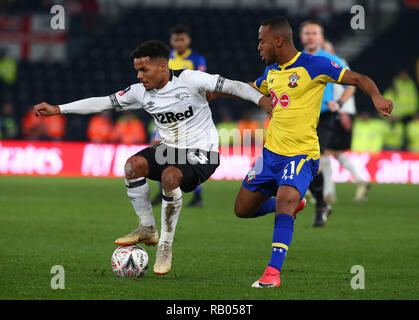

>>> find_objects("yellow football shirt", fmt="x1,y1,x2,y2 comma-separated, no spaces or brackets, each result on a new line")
254,52,346,159
168,48,207,71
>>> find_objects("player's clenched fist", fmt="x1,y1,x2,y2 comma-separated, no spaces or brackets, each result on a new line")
34,102,61,117
372,95,393,117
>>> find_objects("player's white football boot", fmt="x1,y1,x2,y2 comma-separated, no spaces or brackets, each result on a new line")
154,242,172,275
354,181,371,203
114,225,159,246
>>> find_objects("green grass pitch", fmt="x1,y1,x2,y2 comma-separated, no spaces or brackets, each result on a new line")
0,176,418,300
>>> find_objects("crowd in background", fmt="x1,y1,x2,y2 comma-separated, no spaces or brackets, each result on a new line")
1,41,419,152
2,107,148,144
1,66,419,152
351,69,419,152
0,0,418,152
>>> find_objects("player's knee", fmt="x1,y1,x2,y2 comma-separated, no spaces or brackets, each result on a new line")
161,167,183,192
276,191,300,214
234,207,250,218
234,202,244,218
124,156,148,179
234,199,252,218
276,196,299,214
234,188,257,218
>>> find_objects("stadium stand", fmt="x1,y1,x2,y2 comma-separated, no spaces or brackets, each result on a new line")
350,7,419,114
5,6,353,141
1,1,417,145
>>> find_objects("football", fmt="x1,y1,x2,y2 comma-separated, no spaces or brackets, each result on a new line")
111,245,149,278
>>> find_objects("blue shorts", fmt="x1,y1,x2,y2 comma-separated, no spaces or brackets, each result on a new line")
242,148,320,200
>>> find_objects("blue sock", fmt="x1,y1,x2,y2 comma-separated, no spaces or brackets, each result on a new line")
254,198,276,217
194,185,202,195
268,214,294,271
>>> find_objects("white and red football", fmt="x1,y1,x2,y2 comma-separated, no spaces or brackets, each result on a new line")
111,245,149,278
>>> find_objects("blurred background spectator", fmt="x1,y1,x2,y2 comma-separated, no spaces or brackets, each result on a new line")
386,70,418,123
21,107,46,140
87,110,113,143
44,113,66,141
0,102,18,139
0,0,417,154
111,111,147,145
21,106,66,140
380,69,419,151
351,113,386,152
0,47,18,96
383,116,405,151
406,113,419,152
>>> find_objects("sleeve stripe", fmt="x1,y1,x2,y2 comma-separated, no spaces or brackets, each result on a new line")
254,79,269,95
109,94,122,111
337,68,346,83
214,76,225,92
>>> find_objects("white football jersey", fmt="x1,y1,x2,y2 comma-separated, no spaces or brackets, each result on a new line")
109,69,224,152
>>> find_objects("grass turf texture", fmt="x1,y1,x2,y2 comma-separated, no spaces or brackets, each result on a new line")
0,176,418,300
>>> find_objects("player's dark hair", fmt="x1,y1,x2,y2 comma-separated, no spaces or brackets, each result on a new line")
131,40,170,61
261,16,293,39
299,19,324,35
170,24,190,36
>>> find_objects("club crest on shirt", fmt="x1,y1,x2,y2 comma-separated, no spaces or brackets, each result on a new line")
288,73,300,88
118,86,131,96
175,92,190,100
331,61,341,68
246,169,256,184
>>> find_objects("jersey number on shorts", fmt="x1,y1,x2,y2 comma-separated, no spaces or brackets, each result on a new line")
282,161,295,180
187,151,208,165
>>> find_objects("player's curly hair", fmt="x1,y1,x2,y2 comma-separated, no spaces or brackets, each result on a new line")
131,40,170,61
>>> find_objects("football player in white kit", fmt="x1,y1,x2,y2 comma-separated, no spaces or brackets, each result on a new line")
322,40,371,204
34,40,272,275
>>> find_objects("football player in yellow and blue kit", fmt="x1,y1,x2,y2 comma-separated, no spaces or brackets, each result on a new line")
169,25,206,207
233,16,393,288
151,24,207,207
168,25,207,72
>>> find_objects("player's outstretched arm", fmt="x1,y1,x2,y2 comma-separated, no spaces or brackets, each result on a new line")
212,79,273,117
34,96,113,117
340,70,393,117
206,79,273,117
205,82,256,102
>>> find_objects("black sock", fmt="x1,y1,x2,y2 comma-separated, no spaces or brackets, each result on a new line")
193,193,202,201
309,172,326,210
